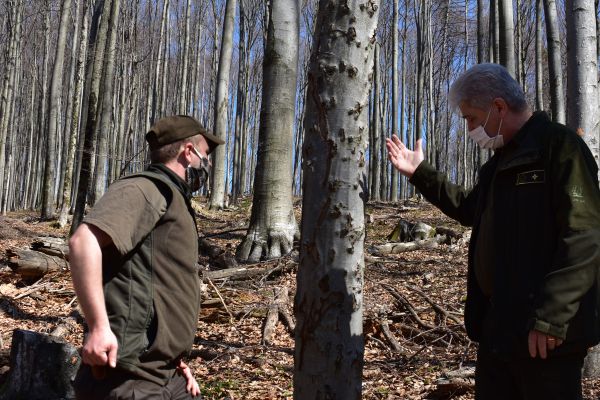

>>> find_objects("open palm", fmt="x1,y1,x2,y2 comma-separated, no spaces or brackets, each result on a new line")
386,135,424,178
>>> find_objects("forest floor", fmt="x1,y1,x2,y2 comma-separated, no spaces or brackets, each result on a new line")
0,199,598,399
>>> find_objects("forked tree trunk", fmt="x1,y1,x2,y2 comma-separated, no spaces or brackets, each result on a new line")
294,0,379,398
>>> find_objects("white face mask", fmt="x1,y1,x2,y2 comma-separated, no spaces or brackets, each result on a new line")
468,107,504,149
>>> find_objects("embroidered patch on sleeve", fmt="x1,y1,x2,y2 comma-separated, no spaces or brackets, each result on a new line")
516,170,545,185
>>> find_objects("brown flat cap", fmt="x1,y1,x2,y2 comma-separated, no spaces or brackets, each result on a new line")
146,115,224,154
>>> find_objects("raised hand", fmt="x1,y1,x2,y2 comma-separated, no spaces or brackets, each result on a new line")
386,135,424,178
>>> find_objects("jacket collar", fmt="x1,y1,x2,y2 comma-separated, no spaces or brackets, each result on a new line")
496,111,549,171
146,163,193,200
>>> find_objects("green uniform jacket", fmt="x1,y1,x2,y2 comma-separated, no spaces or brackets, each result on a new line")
410,112,600,359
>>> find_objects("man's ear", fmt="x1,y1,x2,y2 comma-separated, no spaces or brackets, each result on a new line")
493,97,509,117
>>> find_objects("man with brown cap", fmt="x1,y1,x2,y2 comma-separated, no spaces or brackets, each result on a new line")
70,115,224,399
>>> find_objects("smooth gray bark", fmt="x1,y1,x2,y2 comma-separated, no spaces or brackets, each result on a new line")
72,0,112,233
294,0,379,398
209,0,236,210
370,43,380,202
236,0,299,263
390,0,399,201
477,0,485,63
42,0,72,219
566,0,599,172
498,0,516,76
0,0,20,208
58,0,90,228
535,0,544,111
543,0,566,123
93,0,121,200
179,0,191,113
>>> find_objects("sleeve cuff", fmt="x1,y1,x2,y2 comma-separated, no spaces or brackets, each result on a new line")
408,161,434,186
528,318,568,339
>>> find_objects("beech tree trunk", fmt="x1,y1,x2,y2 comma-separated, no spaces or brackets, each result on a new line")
41,0,72,219
543,0,566,123
294,0,379,398
498,0,516,76
71,0,112,233
566,0,599,172
209,0,237,210
236,0,299,263
390,0,399,201
535,0,544,111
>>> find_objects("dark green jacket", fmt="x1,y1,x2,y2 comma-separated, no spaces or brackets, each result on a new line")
410,112,600,358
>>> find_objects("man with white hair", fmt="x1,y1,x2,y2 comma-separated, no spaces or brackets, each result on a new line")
387,63,600,399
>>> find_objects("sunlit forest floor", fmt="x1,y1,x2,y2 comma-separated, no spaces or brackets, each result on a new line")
0,200,598,399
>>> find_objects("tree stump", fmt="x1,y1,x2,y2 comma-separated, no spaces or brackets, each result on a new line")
0,329,81,400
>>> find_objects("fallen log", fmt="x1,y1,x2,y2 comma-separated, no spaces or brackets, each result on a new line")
31,237,69,260
7,249,69,280
0,329,81,400
262,286,290,345
370,235,446,256
430,366,475,398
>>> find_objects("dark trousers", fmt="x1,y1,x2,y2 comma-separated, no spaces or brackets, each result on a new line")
74,364,199,400
475,347,585,400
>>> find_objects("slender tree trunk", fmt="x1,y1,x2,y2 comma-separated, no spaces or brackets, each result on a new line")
0,0,20,205
209,0,237,209
566,0,599,172
390,0,399,202
58,0,90,228
94,0,121,200
399,1,408,199
179,0,191,113
543,0,566,123
477,0,485,63
535,0,544,111
498,0,516,76
414,0,426,143
72,0,112,233
42,0,72,219
370,43,380,202
294,1,379,398
151,0,169,125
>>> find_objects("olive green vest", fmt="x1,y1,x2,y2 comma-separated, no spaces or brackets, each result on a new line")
103,171,200,385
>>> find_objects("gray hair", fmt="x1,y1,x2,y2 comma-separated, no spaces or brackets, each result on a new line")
448,63,528,112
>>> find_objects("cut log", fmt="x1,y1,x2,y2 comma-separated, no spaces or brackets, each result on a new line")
370,235,446,256
7,249,69,280
0,329,81,400
31,237,70,259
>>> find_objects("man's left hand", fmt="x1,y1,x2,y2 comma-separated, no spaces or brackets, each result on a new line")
177,360,200,397
528,330,563,359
